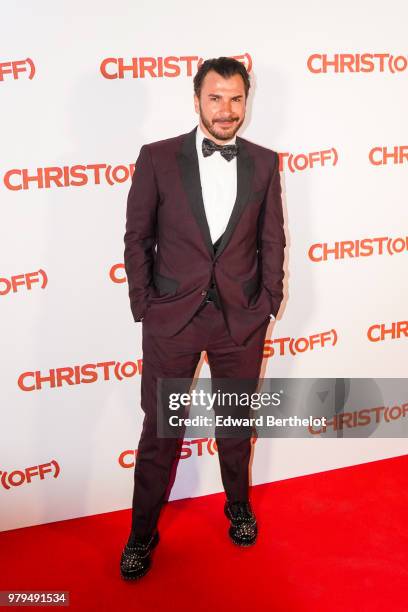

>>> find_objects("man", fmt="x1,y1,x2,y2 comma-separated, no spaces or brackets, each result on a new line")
121,57,286,580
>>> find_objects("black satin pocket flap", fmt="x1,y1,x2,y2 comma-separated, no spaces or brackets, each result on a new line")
154,272,179,296
243,273,260,298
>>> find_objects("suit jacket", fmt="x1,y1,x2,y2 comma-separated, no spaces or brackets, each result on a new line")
124,125,286,346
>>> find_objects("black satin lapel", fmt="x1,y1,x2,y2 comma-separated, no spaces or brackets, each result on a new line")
176,127,214,258
214,138,254,260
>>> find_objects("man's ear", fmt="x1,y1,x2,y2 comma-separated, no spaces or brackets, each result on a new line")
193,94,199,114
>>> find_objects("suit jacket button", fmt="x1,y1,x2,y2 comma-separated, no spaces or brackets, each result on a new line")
200,290,207,296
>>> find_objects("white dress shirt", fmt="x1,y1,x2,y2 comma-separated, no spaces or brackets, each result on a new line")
195,123,237,243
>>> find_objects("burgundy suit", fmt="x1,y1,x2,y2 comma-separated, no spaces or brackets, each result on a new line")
124,125,286,540
124,125,285,346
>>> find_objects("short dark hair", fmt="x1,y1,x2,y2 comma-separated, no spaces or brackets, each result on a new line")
193,56,250,99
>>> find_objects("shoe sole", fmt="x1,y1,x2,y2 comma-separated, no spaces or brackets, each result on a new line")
228,532,257,547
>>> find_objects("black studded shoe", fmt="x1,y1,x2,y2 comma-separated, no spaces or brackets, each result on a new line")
120,531,159,580
224,501,257,547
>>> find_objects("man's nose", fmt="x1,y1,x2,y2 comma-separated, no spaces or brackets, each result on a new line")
220,99,233,113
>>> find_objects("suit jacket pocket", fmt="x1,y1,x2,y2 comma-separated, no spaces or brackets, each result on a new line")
243,273,261,305
153,272,179,296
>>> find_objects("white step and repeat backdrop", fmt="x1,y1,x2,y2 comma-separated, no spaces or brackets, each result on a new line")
1,1,407,531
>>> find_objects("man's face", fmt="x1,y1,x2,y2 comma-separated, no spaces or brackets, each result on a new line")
194,70,246,144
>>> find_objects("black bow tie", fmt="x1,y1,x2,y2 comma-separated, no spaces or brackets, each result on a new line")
202,137,238,161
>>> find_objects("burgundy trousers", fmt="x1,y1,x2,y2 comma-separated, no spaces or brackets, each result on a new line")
129,300,270,539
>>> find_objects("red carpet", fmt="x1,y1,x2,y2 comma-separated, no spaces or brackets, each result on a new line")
1,454,408,611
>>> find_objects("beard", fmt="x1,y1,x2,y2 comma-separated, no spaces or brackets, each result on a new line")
199,104,244,142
